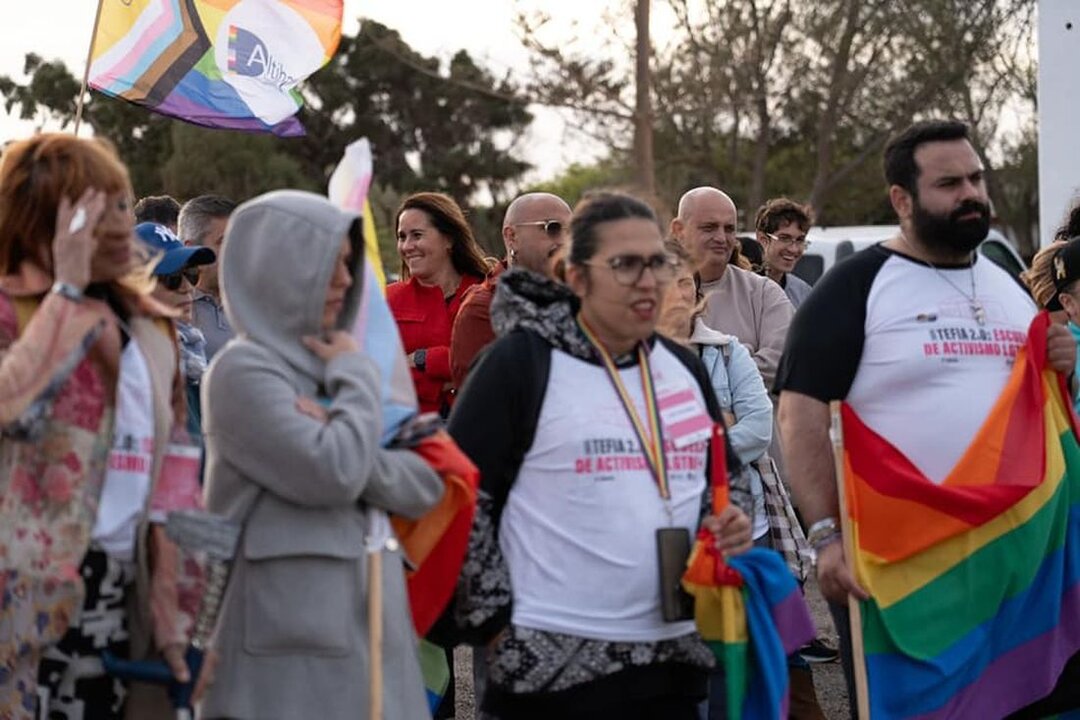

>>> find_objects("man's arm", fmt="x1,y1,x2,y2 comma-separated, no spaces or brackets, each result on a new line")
450,290,495,390
779,390,868,604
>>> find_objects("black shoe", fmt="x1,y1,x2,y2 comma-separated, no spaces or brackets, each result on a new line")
799,637,839,664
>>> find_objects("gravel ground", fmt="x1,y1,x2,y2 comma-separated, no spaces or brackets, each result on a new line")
451,575,851,719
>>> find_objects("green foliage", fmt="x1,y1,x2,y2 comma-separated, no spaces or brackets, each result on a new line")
0,54,80,126
527,161,632,208
0,19,533,255
161,124,318,201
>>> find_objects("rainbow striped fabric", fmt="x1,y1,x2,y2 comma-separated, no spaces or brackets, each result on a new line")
683,545,815,718
88,0,342,135
842,311,1080,718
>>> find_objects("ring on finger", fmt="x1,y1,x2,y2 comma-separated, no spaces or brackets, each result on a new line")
68,207,87,233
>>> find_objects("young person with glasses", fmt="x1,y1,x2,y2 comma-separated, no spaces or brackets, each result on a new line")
450,192,571,389
754,198,815,309
135,222,216,445
448,192,753,719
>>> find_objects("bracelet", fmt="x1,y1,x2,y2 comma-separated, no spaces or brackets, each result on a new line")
811,531,842,555
806,516,839,546
50,281,84,304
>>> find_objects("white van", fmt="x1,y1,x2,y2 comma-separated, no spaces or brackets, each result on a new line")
791,226,1027,286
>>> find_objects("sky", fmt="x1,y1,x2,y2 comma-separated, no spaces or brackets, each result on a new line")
0,0,657,182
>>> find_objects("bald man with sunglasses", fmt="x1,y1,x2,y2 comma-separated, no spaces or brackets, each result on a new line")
450,192,571,389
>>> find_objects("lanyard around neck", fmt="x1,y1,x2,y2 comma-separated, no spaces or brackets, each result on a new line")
577,315,669,500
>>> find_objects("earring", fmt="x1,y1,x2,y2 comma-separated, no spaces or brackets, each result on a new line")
509,248,517,261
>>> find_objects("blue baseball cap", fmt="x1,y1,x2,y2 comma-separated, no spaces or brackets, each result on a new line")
135,222,216,276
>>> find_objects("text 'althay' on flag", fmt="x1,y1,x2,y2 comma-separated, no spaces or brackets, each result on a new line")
88,0,343,136
842,310,1080,719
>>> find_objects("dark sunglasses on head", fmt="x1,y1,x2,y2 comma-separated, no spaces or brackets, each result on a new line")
513,220,565,238
158,267,200,291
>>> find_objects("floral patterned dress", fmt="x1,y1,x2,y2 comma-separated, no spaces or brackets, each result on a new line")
0,266,194,718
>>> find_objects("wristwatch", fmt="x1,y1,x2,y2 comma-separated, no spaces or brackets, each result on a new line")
413,348,427,373
807,516,841,558
50,281,84,304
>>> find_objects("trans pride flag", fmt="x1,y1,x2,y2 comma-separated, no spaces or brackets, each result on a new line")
88,0,343,135
329,138,415,441
327,141,477,711
841,311,1080,718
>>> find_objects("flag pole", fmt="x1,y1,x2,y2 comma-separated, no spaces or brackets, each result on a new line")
369,549,384,720
73,0,105,137
830,401,871,719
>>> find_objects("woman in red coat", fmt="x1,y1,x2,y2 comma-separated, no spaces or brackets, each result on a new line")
388,192,489,416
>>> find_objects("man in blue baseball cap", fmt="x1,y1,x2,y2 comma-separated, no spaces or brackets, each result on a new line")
135,221,216,441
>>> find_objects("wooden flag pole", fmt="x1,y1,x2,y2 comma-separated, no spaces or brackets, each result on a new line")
369,549,384,720
830,401,871,719
73,0,105,137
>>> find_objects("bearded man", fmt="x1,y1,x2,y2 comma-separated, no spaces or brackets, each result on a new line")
775,119,1080,718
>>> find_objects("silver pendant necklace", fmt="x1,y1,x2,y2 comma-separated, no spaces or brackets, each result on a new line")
900,236,986,325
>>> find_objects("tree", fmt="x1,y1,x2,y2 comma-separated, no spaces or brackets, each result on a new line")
292,20,532,204
1,21,534,263
517,0,1037,239
633,0,656,196
162,123,317,200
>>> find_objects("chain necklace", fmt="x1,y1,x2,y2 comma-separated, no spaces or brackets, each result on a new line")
899,235,986,326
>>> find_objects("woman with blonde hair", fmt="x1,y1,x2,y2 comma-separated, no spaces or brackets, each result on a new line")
0,134,199,717
1022,204,1080,416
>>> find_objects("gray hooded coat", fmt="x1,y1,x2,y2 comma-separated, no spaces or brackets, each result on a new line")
199,190,443,719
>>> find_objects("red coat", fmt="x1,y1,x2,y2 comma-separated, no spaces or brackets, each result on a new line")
387,274,481,415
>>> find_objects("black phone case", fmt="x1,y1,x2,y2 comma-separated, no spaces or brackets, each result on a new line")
656,527,695,622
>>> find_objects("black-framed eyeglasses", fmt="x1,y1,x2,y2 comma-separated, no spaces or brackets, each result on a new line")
513,220,565,238
585,253,678,286
159,267,200,291
763,232,811,250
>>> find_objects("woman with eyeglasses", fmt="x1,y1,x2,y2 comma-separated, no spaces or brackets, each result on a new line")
388,192,489,417
0,135,207,717
135,222,216,443
448,192,753,719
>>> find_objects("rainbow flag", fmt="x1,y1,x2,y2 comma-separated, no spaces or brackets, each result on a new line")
88,0,343,136
683,546,815,719
682,425,815,718
842,311,1080,718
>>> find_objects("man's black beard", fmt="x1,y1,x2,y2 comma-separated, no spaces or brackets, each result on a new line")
910,197,991,256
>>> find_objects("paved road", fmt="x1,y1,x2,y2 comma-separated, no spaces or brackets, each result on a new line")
451,576,851,719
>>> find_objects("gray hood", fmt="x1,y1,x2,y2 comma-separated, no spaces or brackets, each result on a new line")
220,190,364,381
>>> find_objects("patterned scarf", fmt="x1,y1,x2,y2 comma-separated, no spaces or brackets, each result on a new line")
489,268,596,361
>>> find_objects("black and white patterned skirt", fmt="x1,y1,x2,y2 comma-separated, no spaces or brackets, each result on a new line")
36,547,135,720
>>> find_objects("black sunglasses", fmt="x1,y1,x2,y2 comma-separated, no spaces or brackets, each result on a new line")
159,267,200,291
513,220,565,238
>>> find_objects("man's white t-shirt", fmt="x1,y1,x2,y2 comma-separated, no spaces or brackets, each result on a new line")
776,245,1036,483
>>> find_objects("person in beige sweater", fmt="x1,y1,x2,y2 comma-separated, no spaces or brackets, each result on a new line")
670,187,794,390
